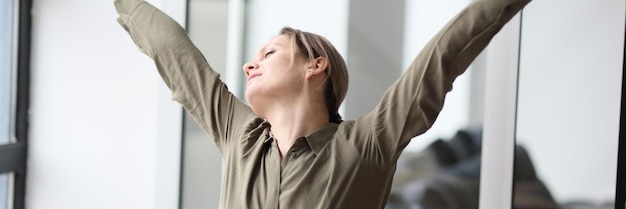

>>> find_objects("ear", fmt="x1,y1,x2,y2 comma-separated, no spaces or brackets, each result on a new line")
305,57,328,79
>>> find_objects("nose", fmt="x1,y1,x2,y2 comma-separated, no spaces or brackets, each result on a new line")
242,62,259,76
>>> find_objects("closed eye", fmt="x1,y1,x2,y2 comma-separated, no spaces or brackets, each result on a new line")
264,50,275,58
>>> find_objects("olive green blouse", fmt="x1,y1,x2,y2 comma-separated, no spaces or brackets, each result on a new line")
115,0,529,208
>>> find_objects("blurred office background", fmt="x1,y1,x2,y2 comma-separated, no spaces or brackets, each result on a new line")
0,0,623,209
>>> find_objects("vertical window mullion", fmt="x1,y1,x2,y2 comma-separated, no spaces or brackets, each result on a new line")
615,13,626,209
0,0,29,208
12,0,32,208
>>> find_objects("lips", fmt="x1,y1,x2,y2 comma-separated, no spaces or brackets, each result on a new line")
248,73,261,81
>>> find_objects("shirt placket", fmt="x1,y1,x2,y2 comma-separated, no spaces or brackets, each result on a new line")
278,138,307,209
264,137,281,209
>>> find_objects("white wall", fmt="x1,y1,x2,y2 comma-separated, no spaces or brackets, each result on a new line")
27,0,184,209
517,0,624,203
479,13,522,209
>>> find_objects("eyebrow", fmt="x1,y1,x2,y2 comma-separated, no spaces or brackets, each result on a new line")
262,43,282,51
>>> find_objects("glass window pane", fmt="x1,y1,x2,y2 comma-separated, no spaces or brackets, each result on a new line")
514,1,623,208
0,0,15,146
0,173,8,209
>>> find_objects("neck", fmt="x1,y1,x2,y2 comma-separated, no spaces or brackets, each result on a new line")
265,99,329,158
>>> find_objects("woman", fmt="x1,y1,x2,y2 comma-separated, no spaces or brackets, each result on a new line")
114,0,530,208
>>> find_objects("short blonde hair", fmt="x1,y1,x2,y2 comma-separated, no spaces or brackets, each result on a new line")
279,27,349,123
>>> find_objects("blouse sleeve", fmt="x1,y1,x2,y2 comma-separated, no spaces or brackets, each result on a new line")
347,0,531,167
114,0,256,152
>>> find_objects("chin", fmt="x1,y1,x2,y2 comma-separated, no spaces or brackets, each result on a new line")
244,89,256,104
245,90,258,109
245,91,269,118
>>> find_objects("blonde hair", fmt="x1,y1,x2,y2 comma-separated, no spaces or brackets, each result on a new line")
279,27,349,123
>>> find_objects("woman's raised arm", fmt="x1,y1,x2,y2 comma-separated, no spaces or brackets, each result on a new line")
114,0,256,151
348,0,531,166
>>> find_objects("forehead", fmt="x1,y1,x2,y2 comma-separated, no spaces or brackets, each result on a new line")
261,35,290,49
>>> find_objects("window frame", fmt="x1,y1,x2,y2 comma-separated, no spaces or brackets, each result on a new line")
0,0,31,208
616,14,626,209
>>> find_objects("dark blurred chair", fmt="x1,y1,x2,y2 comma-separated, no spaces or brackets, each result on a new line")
390,128,559,209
